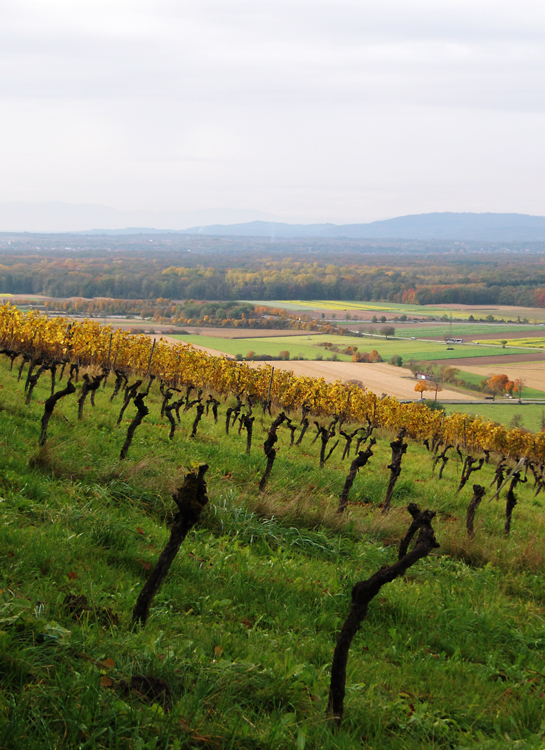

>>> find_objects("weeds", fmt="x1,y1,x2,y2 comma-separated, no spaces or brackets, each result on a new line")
0,357,545,748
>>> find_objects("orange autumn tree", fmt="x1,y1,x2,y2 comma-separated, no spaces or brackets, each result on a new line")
487,374,510,395
414,381,434,399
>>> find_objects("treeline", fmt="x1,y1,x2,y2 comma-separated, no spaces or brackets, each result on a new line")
4,247,545,306
43,298,337,332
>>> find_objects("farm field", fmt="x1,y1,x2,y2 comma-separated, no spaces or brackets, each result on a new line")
251,361,476,401
170,333,523,364
384,324,545,338
475,337,545,348
457,362,545,395
243,299,545,323
2,350,545,748
454,369,545,400
444,402,545,433
249,360,476,401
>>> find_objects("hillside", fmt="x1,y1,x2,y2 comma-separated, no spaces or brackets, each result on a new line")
1,347,545,748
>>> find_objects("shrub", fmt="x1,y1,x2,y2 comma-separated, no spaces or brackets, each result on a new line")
278,350,290,361
390,354,403,367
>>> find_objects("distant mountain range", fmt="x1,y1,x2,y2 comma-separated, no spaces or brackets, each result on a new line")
1,203,545,242
183,213,545,242
0,202,277,234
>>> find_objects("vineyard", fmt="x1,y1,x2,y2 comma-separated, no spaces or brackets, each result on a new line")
1,304,544,463
1,302,545,749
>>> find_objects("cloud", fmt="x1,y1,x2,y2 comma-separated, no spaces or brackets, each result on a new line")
1,1,544,222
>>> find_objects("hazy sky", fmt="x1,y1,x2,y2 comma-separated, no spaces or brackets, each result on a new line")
1,0,545,224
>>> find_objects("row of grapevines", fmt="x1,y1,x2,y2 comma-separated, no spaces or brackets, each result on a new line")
1,303,542,461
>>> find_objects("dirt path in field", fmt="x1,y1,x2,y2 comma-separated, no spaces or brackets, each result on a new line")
248,360,477,401
456,362,545,392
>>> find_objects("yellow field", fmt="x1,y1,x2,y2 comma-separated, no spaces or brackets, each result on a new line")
474,338,545,348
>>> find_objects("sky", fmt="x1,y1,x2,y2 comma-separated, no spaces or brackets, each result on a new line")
1,0,545,228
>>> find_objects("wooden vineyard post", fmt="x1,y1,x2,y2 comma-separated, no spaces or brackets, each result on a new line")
263,367,274,416
102,333,113,388
145,339,156,379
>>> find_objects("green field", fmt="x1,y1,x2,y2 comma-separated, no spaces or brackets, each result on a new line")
1,355,545,748
392,324,545,338
444,402,545,433
453,370,545,400
173,332,526,363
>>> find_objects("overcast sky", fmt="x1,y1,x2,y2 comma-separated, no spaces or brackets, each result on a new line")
1,0,545,226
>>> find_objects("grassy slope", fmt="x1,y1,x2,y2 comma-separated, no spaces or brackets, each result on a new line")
171,333,519,364
1,360,545,749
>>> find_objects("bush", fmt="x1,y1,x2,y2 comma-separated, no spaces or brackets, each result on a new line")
278,350,290,361
352,352,370,362
390,354,403,367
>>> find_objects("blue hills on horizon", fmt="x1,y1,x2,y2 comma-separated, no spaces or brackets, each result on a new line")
181,212,545,242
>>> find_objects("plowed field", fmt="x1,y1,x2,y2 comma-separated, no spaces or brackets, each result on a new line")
249,360,476,401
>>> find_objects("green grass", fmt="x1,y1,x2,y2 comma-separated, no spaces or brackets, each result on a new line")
452,370,545,400
1,357,545,748
389,324,545,337
444,403,545,433
172,333,522,363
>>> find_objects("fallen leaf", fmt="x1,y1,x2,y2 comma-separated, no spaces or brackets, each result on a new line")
214,646,224,657
137,527,144,535
102,658,115,669
68,571,78,580
241,619,252,629
100,676,112,688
